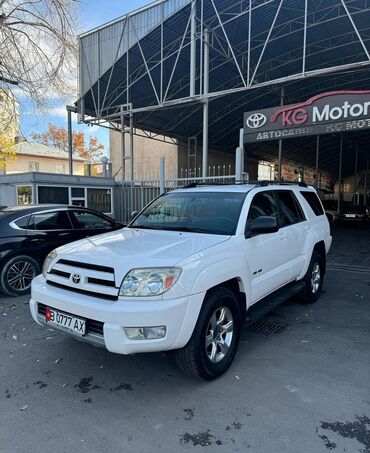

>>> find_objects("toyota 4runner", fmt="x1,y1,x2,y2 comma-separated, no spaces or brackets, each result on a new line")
30,183,331,380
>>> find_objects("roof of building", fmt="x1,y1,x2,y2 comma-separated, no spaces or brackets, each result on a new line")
78,0,370,178
15,141,86,162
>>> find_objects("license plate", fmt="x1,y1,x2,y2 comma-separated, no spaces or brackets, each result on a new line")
45,307,86,335
345,214,356,218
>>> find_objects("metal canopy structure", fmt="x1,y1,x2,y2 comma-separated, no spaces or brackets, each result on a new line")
78,0,370,178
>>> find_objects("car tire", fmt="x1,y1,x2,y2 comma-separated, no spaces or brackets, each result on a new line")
299,250,324,304
0,255,41,297
175,287,242,380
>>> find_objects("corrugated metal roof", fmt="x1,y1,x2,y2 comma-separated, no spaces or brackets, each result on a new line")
15,142,86,162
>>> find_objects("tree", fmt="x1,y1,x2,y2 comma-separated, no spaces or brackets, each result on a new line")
0,132,15,169
0,0,78,116
32,123,104,162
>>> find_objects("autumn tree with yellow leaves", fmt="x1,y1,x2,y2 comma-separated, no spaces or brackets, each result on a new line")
0,133,16,170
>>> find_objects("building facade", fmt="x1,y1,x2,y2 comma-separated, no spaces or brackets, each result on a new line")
1,141,86,176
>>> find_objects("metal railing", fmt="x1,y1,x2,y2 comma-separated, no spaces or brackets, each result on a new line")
114,174,239,224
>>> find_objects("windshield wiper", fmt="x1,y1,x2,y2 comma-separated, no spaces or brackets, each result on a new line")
170,226,210,233
129,225,165,230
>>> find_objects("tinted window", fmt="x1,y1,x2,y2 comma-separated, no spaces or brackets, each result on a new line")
38,186,69,204
248,191,279,222
276,191,305,226
14,215,31,229
72,211,113,229
300,191,324,216
71,187,85,198
131,192,246,235
30,211,72,230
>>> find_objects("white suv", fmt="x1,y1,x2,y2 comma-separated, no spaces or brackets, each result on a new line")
30,183,331,380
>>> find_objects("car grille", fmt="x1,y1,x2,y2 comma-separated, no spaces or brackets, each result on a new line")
37,303,104,336
46,259,119,300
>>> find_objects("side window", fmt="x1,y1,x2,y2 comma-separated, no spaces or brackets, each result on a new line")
14,215,31,229
29,211,72,230
71,210,113,230
276,191,306,227
248,191,279,223
300,191,324,216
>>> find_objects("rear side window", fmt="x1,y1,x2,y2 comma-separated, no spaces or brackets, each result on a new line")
29,211,72,230
300,191,324,216
276,191,305,227
14,215,31,229
71,210,113,229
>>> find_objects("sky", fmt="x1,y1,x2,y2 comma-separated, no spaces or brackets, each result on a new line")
20,0,151,158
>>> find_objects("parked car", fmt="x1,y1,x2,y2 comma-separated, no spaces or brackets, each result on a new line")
321,199,338,223
338,205,369,224
0,205,123,296
30,184,331,380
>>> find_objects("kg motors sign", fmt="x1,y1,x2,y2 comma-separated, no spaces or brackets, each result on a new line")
244,90,370,143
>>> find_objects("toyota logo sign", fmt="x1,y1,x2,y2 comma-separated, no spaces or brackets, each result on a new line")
246,113,267,129
72,273,81,284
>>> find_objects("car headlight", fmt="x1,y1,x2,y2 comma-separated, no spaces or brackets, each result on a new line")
42,250,58,278
119,268,181,297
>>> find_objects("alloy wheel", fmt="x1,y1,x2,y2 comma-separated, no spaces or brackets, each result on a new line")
205,306,234,363
7,260,36,291
311,262,321,294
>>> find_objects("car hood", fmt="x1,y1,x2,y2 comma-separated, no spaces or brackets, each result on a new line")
54,228,230,281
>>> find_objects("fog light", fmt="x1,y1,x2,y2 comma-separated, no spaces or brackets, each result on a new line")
124,326,166,340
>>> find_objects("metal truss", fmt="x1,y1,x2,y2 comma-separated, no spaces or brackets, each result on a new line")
78,0,370,177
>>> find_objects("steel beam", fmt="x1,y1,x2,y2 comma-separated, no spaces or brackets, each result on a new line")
130,114,134,180
277,87,285,181
337,135,343,215
365,154,369,206
190,0,197,97
315,136,320,189
202,29,210,178
120,113,126,182
67,107,73,175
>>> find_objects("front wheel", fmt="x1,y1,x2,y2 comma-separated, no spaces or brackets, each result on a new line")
175,287,241,380
299,251,324,304
0,255,40,297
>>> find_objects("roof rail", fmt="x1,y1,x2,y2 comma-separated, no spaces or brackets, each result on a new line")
181,180,308,189
254,180,308,188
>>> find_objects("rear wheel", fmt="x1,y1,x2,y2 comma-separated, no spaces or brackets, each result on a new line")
175,287,241,380
0,255,40,297
299,251,324,304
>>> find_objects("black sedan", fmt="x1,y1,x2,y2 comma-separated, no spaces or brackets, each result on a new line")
0,205,123,296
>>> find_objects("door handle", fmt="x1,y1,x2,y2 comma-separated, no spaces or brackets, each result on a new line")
304,225,310,232
279,232,288,240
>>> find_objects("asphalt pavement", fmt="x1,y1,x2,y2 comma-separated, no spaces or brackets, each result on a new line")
0,227,369,453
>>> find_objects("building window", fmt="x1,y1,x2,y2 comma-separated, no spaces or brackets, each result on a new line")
55,163,65,174
29,161,39,172
17,186,33,205
87,188,112,213
38,186,69,204
71,187,85,207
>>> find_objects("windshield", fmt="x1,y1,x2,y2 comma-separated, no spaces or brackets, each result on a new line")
129,191,247,235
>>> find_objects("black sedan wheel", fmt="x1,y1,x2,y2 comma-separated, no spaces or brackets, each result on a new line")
0,255,40,296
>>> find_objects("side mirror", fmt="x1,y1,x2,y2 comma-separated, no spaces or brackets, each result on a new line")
245,216,279,238
130,210,139,222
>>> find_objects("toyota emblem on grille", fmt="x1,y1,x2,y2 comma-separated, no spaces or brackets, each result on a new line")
72,273,81,284
246,112,267,129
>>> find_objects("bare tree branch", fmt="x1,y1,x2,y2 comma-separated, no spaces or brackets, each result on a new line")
0,0,78,117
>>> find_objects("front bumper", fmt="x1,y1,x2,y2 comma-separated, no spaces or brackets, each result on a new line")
30,275,205,355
